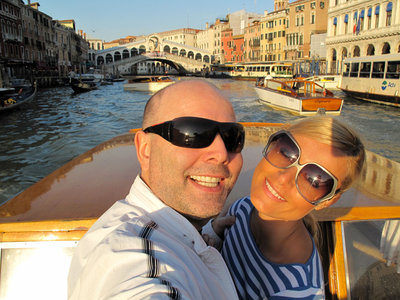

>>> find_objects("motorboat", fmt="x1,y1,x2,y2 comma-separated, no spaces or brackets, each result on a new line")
339,53,400,107
0,81,37,113
123,76,175,92
70,78,98,93
255,78,343,115
69,68,104,83
303,75,340,90
0,123,398,299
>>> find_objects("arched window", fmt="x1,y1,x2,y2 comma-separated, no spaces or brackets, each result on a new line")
386,2,392,26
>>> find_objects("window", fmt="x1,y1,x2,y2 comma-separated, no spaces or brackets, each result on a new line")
350,62,359,77
320,1,324,9
359,62,371,77
386,2,392,26
311,13,315,24
372,61,385,78
386,60,400,79
375,5,380,28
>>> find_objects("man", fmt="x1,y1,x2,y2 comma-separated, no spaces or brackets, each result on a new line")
68,80,244,299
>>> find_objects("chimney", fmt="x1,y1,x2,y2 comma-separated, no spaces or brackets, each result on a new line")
206,22,209,29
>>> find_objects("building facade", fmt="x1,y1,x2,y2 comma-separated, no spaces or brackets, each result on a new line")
285,0,328,61
326,0,400,74
260,7,288,62
244,20,261,62
0,0,24,84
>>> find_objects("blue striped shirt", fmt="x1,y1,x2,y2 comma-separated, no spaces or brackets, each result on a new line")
221,197,325,299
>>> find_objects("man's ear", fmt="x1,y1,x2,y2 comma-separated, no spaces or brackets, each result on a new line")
135,130,151,171
314,193,342,211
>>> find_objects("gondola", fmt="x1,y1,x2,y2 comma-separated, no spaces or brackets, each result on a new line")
70,78,98,93
0,81,37,113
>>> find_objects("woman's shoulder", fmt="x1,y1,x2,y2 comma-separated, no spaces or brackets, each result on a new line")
228,196,252,215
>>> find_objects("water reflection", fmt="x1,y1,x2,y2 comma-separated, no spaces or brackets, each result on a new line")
0,78,399,204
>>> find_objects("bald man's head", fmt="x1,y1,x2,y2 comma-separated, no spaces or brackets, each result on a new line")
142,80,235,129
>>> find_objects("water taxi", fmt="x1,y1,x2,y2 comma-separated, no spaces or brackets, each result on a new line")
255,78,343,115
303,75,340,90
123,75,175,92
339,53,400,107
0,123,398,299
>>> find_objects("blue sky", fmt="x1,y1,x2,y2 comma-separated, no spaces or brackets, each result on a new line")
30,0,274,42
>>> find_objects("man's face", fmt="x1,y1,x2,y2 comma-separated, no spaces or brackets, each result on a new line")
141,82,243,225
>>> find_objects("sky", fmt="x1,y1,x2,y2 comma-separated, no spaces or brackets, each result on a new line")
30,0,274,42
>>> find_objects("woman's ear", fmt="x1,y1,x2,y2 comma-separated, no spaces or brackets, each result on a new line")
314,193,342,211
135,130,151,172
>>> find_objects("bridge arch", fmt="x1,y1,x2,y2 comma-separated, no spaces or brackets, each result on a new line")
180,49,187,57
106,53,113,64
139,45,146,54
114,51,121,62
97,56,104,65
172,47,179,55
131,48,138,56
123,49,129,59
163,45,170,53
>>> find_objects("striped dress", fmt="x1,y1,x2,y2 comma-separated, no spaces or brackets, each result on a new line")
221,197,325,299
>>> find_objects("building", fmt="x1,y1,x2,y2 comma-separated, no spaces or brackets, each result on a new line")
244,20,261,62
158,28,201,48
22,2,57,71
260,4,288,62
103,35,136,49
0,0,24,85
326,0,400,74
228,9,263,35
285,0,328,61
196,18,229,63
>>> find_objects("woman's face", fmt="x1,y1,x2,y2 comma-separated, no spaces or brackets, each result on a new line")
250,132,350,221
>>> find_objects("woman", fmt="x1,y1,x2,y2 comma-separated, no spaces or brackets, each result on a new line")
204,116,365,299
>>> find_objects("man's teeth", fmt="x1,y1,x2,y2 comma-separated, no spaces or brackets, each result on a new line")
190,176,221,187
265,180,285,201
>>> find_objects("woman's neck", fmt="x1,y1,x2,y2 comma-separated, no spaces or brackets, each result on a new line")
250,209,313,264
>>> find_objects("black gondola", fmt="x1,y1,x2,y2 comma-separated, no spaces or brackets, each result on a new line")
0,82,37,113
70,78,98,93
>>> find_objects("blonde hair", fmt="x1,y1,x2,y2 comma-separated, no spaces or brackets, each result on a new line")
288,116,365,193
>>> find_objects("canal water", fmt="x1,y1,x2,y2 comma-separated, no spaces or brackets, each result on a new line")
0,78,399,204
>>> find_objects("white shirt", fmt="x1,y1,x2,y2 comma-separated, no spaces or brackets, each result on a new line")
68,176,238,300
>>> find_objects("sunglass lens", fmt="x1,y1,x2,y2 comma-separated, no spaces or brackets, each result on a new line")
265,133,299,168
297,164,335,202
171,118,216,148
220,123,245,153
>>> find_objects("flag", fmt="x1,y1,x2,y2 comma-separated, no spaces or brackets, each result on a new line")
356,17,361,35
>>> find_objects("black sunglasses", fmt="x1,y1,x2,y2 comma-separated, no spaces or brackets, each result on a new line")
263,130,340,205
143,116,245,153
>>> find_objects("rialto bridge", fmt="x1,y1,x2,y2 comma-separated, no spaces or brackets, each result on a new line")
92,35,212,75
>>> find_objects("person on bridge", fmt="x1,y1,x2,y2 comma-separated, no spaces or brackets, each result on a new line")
203,116,366,299
68,80,244,299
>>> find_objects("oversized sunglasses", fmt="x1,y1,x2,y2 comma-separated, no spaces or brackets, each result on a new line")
143,116,245,153
263,130,340,205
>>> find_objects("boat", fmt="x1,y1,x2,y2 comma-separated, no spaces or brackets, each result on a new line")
255,78,344,115
70,78,98,93
123,75,175,92
227,62,293,80
0,81,37,113
0,123,398,299
339,53,400,107
303,75,340,90
69,68,104,83
100,80,113,86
